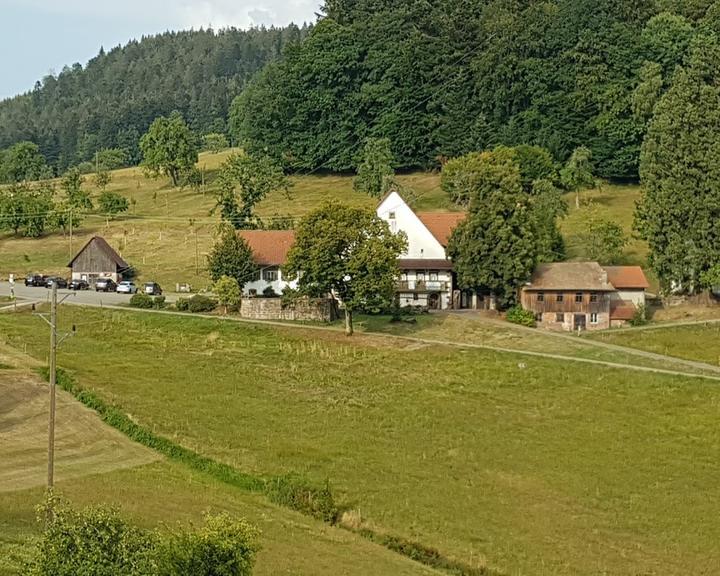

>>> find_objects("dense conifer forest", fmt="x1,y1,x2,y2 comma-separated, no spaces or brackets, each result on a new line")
1,0,719,181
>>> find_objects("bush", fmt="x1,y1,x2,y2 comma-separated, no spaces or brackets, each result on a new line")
629,303,648,327
506,305,536,328
129,293,154,309
265,475,341,524
26,495,156,576
175,298,189,311
187,295,217,313
262,286,277,298
157,514,260,576
153,295,166,310
27,496,260,576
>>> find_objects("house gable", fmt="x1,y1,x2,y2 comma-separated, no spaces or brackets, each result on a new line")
376,191,448,259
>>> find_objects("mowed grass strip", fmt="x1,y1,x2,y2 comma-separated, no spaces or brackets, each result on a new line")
592,322,720,366
0,308,718,575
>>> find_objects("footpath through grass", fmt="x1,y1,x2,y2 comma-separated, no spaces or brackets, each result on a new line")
0,307,719,576
592,322,720,366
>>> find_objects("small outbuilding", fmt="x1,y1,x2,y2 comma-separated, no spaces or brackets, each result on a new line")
68,236,130,285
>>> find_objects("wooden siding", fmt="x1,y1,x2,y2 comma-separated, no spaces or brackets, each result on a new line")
71,240,120,275
521,290,611,315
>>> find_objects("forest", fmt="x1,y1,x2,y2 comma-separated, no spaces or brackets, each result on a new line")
0,26,308,172
1,1,718,180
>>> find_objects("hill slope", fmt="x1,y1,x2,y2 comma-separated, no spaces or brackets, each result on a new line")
0,27,308,171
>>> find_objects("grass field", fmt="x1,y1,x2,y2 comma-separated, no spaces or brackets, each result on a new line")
0,151,647,290
592,322,720,366
1,307,718,575
0,150,450,290
0,343,437,576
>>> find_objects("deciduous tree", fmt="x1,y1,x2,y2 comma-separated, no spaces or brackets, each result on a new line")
140,112,198,187
284,203,407,335
213,276,242,314
206,226,258,288
353,138,395,198
214,152,289,229
560,147,595,209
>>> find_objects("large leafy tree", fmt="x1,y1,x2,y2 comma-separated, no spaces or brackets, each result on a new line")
140,112,198,187
284,203,407,335
1,141,49,183
0,182,56,237
560,146,595,209
447,161,537,307
206,226,258,288
214,152,289,229
636,33,720,292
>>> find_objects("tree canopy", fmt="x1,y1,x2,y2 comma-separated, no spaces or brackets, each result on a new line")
635,32,720,292
140,112,199,187
284,202,407,335
206,226,258,288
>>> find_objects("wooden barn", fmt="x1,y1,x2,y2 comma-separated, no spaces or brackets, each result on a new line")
67,236,130,285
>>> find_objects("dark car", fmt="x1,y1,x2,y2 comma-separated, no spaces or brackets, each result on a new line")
144,282,163,296
24,274,48,287
69,279,90,291
95,278,117,292
45,277,68,289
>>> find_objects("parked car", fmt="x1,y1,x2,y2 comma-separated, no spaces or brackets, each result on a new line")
69,279,90,291
116,281,138,294
95,278,117,292
144,282,163,296
24,274,48,287
45,277,68,289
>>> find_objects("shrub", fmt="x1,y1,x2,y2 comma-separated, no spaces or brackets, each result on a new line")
27,496,260,576
175,298,189,312
129,293,154,309
262,286,277,298
187,295,217,313
153,295,166,310
265,475,340,524
157,514,260,576
26,495,156,576
506,305,536,327
629,303,648,327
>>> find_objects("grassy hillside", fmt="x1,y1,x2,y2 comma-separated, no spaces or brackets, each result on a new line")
1,308,718,576
0,344,436,576
0,150,646,289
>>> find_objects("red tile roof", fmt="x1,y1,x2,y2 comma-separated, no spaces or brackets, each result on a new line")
611,300,637,321
604,266,650,290
416,212,466,246
238,230,296,266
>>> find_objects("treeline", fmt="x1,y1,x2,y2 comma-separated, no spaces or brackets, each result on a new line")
233,0,720,179
0,26,309,173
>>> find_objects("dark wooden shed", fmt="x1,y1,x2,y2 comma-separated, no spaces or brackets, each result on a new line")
67,236,129,285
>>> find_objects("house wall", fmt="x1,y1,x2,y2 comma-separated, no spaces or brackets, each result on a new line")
521,290,612,315
377,191,447,259
611,289,646,307
71,241,121,284
398,270,453,309
536,311,611,331
243,266,298,297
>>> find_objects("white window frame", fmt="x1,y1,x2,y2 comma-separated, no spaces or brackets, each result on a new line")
590,312,598,324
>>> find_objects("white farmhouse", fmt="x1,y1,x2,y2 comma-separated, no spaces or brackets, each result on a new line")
239,230,298,296
376,191,465,310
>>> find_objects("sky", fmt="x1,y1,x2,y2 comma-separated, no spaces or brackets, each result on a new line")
0,0,323,99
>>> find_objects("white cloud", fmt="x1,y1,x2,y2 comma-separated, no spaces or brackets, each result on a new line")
3,0,321,28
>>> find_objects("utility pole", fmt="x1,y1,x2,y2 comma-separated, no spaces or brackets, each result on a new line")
69,206,73,259
48,282,57,490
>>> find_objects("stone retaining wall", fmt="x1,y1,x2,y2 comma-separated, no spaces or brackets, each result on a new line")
240,297,338,322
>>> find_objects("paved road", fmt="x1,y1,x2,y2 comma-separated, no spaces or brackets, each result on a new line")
0,282,178,307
